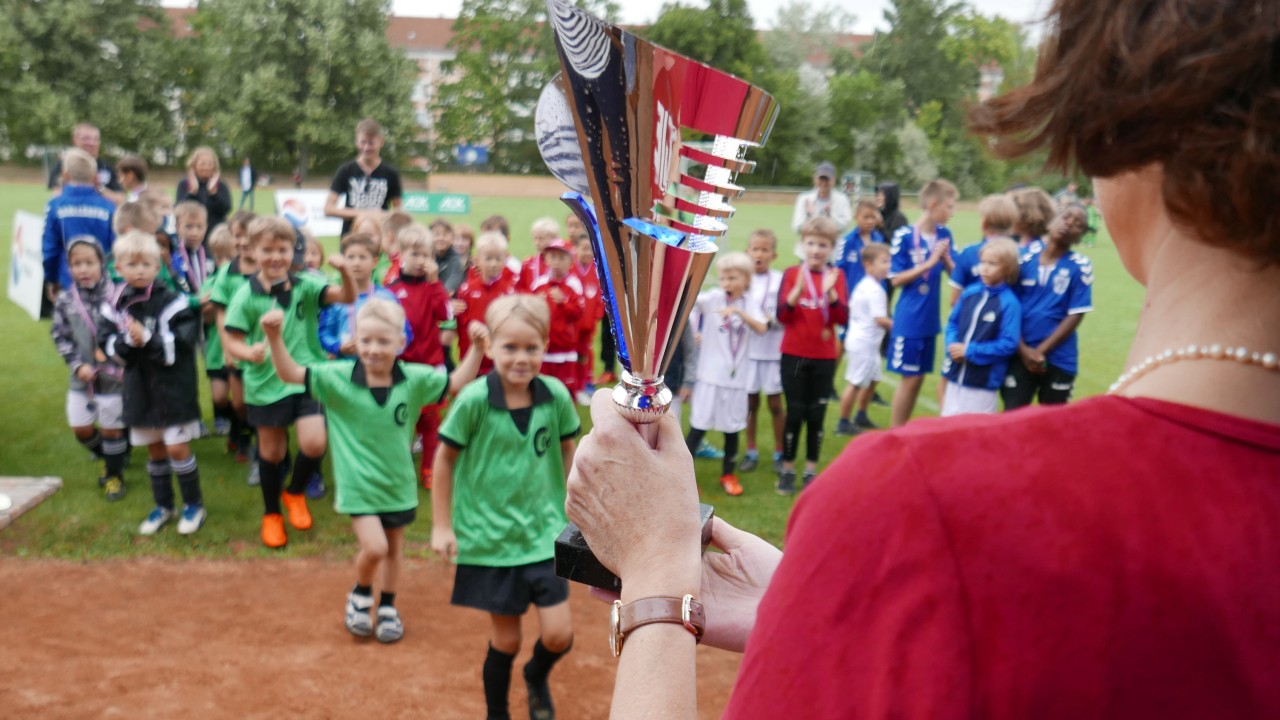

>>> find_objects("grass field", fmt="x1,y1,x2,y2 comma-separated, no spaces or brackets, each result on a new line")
0,182,1141,558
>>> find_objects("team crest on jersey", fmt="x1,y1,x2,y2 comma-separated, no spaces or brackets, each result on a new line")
393,403,408,425
395,288,408,299
533,426,551,457
1053,269,1071,295
982,311,996,322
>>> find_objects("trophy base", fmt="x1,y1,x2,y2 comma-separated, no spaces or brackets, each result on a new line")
554,504,716,591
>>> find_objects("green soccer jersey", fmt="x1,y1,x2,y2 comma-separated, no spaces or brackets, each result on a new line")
201,262,233,371
223,272,331,407
439,373,581,567
308,359,447,515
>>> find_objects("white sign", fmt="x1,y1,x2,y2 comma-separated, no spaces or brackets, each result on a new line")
9,211,46,320
274,190,344,238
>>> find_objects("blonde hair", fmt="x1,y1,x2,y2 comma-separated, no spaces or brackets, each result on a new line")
861,243,891,263
799,217,840,245
208,224,234,263
247,216,296,247
981,237,1022,286
920,179,960,205
137,188,172,217
340,232,379,257
486,294,550,342
717,251,753,278
531,217,560,238
1011,187,1056,238
113,202,159,234
475,231,509,254
977,194,1019,235
185,146,221,177
112,230,162,264
356,298,406,336
62,148,96,184
175,200,208,222
396,224,433,253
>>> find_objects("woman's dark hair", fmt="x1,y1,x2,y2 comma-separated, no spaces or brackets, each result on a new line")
970,0,1280,265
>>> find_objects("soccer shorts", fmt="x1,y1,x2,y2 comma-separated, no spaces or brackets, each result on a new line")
246,392,323,428
888,334,936,376
66,390,124,430
745,359,783,395
452,559,569,615
130,421,202,447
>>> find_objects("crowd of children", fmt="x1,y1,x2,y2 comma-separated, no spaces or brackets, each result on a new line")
40,122,1097,717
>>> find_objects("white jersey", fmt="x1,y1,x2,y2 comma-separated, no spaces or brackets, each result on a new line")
845,276,889,350
691,289,760,390
745,269,784,361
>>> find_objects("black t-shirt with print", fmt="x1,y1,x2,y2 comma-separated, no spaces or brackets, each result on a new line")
329,160,403,235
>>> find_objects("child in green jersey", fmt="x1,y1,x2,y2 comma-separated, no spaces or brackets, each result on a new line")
223,216,356,548
262,298,489,642
433,293,579,720
203,224,235,437
209,212,258,464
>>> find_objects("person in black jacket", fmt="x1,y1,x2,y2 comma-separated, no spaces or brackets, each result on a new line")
102,230,207,537
176,147,232,243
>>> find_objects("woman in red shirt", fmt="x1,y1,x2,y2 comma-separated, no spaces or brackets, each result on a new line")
563,0,1280,717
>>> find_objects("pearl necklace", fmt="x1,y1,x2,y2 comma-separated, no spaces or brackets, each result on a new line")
1109,344,1280,395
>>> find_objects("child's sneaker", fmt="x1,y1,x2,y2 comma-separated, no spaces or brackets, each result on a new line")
305,473,326,499
420,467,433,490
871,391,889,407
281,491,313,530
802,469,818,490
524,667,556,720
694,440,724,459
738,451,759,472
139,506,173,535
246,462,260,486
854,414,878,430
775,470,796,496
103,475,126,502
177,503,206,535
835,418,858,436
261,513,287,548
213,417,231,436
375,605,404,643
719,474,744,496
345,592,374,637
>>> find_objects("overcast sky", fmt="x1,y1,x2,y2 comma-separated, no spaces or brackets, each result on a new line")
393,0,1050,33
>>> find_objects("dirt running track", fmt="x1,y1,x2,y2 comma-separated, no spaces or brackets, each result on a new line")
0,558,742,719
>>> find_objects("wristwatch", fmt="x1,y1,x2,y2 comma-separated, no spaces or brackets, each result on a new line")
610,594,705,657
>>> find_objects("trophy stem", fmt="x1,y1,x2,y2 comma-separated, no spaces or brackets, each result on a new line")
611,369,672,427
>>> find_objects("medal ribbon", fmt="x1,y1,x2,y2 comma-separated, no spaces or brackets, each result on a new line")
802,267,829,326
724,297,748,375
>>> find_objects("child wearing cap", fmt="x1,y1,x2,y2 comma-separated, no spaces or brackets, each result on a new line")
528,239,585,393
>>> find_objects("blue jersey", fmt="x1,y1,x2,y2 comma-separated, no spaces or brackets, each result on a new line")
42,184,116,289
948,238,988,291
942,282,1022,390
1015,249,1094,374
318,285,411,358
889,224,954,338
835,228,886,296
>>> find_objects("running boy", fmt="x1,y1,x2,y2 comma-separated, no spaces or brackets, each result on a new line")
51,237,127,499
101,231,206,535
776,217,848,494
1002,205,1094,409
888,179,958,427
433,294,578,720
387,224,455,489
740,229,786,473
941,238,1023,416
528,239,585,394
223,217,356,547
262,299,488,643
325,118,403,237
836,243,893,434
687,252,767,496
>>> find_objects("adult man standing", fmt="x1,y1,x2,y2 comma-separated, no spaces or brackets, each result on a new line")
47,123,123,204
238,157,258,211
791,161,852,235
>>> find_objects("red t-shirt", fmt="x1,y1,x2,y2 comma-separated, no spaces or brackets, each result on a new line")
776,265,848,360
530,272,584,354
386,274,451,366
517,253,545,293
573,260,604,347
725,396,1280,719
454,267,517,373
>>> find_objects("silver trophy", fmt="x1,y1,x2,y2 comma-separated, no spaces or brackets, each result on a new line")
537,0,778,589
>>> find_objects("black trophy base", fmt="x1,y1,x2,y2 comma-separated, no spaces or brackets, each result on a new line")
554,504,716,591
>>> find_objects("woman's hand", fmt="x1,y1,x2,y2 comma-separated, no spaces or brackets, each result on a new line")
567,390,703,599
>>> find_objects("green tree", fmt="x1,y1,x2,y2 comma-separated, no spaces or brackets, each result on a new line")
185,0,419,176
641,0,769,83
0,0,179,160
860,0,967,115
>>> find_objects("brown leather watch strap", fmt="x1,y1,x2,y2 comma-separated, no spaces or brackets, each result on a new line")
611,595,705,657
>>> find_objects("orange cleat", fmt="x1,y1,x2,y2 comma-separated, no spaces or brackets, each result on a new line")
420,467,433,490
719,474,744,496
261,513,287,548
281,491,313,530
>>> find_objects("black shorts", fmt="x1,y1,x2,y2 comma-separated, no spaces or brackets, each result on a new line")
246,393,322,428
351,507,416,529
1000,356,1076,410
226,366,243,379
451,559,569,616
206,367,229,381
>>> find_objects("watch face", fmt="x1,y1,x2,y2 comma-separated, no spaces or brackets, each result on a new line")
610,600,622,657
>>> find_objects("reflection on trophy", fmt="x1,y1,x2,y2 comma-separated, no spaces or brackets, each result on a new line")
537,0,778,590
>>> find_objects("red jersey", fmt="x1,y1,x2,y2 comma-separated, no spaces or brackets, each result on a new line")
726,396,1280,719
776,264,848,360
517,253,545,292
386,274,451,366
573,260,605,337
454,267,517,369
530,271,584,353
382,253,401,286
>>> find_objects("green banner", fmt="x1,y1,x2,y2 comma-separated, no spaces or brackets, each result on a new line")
402,191,470,215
